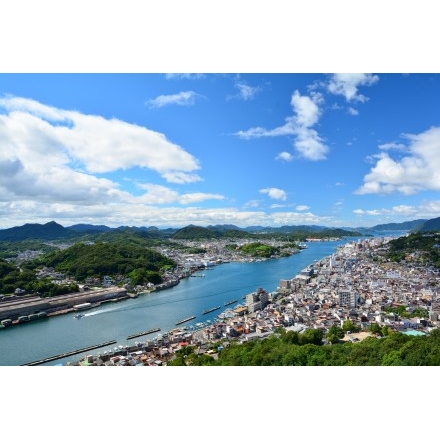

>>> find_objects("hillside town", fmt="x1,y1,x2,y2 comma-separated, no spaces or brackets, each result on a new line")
68,234,440,366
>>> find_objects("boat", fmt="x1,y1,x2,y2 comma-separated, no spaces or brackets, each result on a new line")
202,306,221,315
175,316,196,325
17,316,30,323
298,242,308,249
224,299,238,306
126,327,161,340
74,313,85,319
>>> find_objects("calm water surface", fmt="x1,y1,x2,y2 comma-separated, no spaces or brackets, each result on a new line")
0,239,351,365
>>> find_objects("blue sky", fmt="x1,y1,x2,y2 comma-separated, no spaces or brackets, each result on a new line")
1,73,440,230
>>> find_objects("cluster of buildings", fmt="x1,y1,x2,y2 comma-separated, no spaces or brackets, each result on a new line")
75,234,440,366
191,235,440,345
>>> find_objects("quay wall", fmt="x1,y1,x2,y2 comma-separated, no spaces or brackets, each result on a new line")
0,287,128,321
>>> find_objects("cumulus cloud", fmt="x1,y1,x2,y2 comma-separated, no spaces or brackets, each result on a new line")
327,73,379,102
260,188,287,201
347,107,359,116
0,96,201,193
236,90,328,161
145,91,202,108
295,205,310,211
276,152,293,162
356,126,440,195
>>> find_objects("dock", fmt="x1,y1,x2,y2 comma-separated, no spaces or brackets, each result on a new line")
126,327,161,340
175,315,196,325
21,339,117,366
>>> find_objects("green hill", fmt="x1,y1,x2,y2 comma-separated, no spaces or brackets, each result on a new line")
172,225,221,240
37,241,176,282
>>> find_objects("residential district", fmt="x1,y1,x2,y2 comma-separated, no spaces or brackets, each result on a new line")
57,235,440,365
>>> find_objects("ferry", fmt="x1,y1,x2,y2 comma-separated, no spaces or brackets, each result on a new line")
202,306,221,315
175,316,196,325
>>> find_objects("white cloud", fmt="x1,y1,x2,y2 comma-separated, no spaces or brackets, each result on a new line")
327,73,379,102
0,200,337,230
356,126,440,195
235,90,328,161
145,90,202,108
295,205,310,211
347,107,359,116
270,211,333,225
276,152,293,162
353,201,440,220
243,200,260,208
0,96,201,190
229,82,261,101
136,183,224,205
260,188,287,201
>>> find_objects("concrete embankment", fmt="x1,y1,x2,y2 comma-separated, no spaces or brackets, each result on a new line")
21,339,118,366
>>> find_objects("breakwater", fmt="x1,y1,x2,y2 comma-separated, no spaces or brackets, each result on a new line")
21,339,117,366
126,327,161,340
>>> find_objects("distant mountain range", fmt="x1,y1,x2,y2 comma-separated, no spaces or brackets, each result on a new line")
0,218,437,242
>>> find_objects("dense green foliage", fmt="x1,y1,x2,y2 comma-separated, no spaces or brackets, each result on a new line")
386,232,440,267
169,328,440,366
35,242,176,282
239,242,287,258
0,258,78,297
172,225,221,240
0,240,55,260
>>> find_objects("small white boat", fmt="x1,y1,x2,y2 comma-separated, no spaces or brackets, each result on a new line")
74,313,85,319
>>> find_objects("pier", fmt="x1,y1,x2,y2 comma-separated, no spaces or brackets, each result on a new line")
21,339,117,366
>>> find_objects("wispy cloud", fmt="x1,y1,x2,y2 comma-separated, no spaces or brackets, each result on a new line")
295,205,310,211
145,91,203,108
136,183,224,205
228,82,261,101
356,126,440,195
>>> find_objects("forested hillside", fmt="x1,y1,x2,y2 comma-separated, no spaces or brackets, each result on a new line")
169,328,440,366
33,242,176,283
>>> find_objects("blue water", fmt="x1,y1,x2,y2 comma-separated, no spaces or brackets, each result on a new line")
0,237,386,366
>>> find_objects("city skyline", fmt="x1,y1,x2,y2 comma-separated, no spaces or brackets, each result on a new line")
1,73,440,230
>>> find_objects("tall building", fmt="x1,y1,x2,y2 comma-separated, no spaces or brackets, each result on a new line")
338,289,357,308
246,287,269,313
